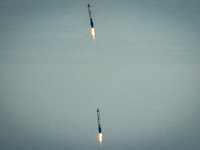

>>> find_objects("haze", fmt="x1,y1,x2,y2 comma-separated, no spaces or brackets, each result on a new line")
1,0,200,149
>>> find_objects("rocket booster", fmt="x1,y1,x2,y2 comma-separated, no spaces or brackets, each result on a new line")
88,4,94,28
97,108,102,133
87,4,95,40
97,108,103,144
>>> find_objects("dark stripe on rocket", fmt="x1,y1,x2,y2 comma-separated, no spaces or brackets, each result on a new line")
88,4,94,28
90,18,94,28
97,108,102,133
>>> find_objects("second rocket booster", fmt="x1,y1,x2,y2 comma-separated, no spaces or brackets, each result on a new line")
88,4,94,28
97,108,102,133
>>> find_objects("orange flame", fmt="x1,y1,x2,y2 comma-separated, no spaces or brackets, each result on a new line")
98,133,103,144
91,28,95,40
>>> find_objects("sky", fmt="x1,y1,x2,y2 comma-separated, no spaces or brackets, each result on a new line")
0,0,200,149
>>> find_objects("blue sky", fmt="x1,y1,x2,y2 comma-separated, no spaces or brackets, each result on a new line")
1,0,200,149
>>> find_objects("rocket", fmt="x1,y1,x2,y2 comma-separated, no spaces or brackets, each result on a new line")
97,108,102,133
88,4,94,28
97,108,103,144
88,4,95,40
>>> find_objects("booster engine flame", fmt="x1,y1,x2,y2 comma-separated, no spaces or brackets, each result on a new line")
98,133,103,145
91,27,95,40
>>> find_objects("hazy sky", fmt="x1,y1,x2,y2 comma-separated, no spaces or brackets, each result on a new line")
1,0,200,150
